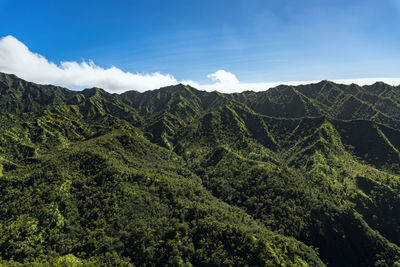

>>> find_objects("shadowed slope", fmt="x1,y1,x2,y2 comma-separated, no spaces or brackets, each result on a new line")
2,73,400,266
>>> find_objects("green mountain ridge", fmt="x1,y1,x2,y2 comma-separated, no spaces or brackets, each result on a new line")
1,73,400,266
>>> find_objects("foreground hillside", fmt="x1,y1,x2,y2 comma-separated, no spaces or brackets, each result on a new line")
0,73,400,266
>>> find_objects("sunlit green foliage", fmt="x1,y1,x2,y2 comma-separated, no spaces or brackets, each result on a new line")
1,73,400,266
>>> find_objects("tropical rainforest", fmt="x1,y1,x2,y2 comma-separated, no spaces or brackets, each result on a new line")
0,72,400,266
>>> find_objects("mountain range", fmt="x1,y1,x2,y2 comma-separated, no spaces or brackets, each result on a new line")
0,72,400,266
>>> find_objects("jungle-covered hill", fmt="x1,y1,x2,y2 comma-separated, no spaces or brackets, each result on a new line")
1,72,400,266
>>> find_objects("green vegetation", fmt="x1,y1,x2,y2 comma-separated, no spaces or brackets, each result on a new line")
1,73,400,266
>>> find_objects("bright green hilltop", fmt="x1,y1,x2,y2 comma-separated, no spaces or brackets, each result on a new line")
1,72,400,266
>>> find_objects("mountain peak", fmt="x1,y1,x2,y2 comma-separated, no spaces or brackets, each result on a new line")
1,72,400,266
81,87,108,98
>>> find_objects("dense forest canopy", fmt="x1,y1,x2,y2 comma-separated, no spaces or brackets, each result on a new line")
1,72,400,266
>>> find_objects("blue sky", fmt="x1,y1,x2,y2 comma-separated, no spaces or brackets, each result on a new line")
1,0,400,92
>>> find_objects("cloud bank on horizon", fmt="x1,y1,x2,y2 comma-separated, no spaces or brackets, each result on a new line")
1,35,400,93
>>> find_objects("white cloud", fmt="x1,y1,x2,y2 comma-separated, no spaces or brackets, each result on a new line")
0,35,184,93
0,35,400,94
197,75,400,93
207,70,239,85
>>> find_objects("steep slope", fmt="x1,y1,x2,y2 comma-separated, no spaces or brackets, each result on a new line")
229,85,321,118
121,84,226,148
173,103,400,266
2,73,400,266
230,80,400,129
0,73,73,114
0,130,323,266
0,74,323,266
